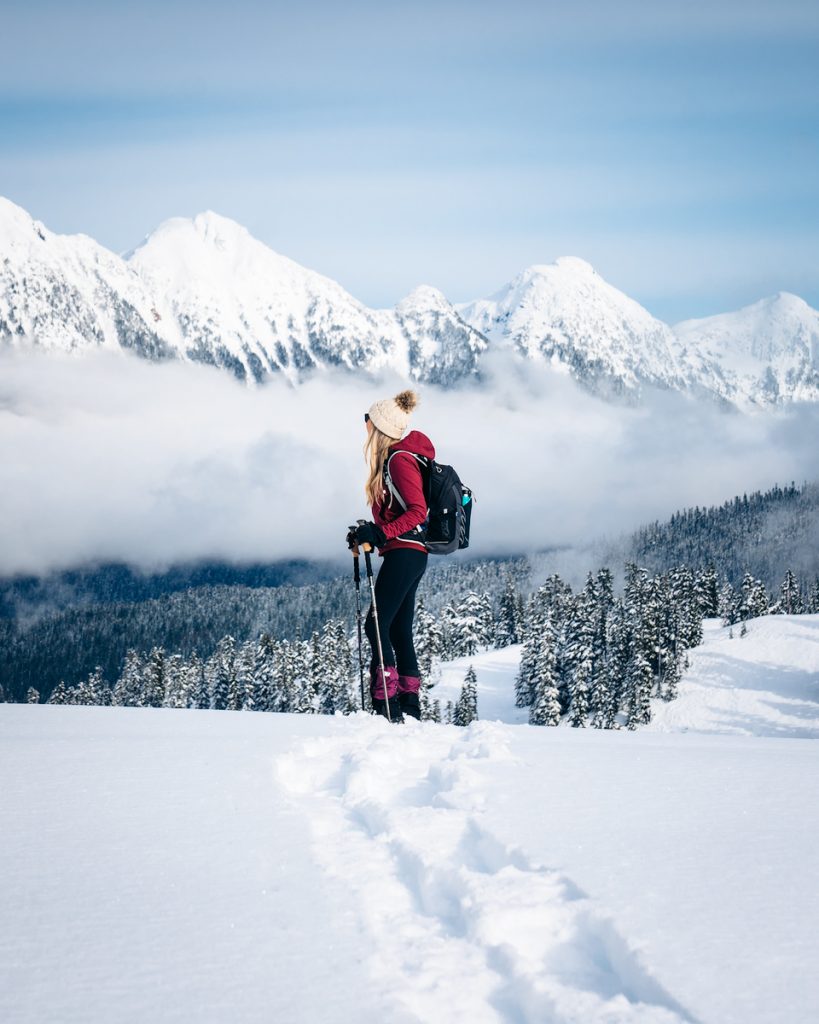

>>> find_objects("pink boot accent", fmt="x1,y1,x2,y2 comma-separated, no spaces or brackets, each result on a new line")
397,675,421,694
372,666,399,700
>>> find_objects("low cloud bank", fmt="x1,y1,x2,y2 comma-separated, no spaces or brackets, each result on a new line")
2,348,818,578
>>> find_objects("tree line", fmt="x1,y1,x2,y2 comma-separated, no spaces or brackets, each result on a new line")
13,560,816,730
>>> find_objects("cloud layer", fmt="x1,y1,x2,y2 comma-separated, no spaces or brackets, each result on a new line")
2,348,819,578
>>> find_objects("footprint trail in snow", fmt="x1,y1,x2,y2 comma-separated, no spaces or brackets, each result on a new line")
277,718,697,1024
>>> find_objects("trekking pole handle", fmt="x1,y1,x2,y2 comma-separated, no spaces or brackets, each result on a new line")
355,518,374,554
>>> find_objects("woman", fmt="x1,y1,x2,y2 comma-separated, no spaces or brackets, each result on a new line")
348,389,434,722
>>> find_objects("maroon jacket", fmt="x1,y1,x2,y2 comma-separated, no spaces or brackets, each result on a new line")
371,430,435,555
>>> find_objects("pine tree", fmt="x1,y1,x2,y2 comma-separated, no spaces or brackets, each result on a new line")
232,640,255,711
26,687,40,704
112,650,144,707
450,592,491,657
414,598,444,678
515,631,539,707
163,653,186,708
778,569,803,615
603,602,631,728
564,584,595,727
315,620,355,715
695,565,720,618
47,681,69,705
529,619,561,726
290,640,315,713
495,576,524,648
454,666,478,726
206,636,235,711
719,581,740,626
588,568,615,728
190,654,210,710
624,648,653,729
247,634,276,712
142,648,166,708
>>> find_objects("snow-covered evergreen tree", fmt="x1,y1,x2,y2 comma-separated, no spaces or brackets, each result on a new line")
449,592,492,658
232,640,256,711
413,598,444,678
47,680,69,705
777,569,803,615
529,618,561,726
695,565,720,618
739,572,769,621
190,654,210,709
624,648,653,729
142,647,166,708
719,581,740,626
163,653,186,709
112,649,144,707
315,620,355,715
246,634,276,712
207,636,235,711
495,576,524,648
453,666,478,726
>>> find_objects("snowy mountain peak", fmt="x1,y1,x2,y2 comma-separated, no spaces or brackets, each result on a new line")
2,196,818,405
458,256,688,396
673,290,819,403
129,210,270,265
0,196,52,249
395,284,452,314
537,255,597,276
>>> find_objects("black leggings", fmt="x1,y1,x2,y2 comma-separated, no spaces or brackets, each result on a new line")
364,548,428,678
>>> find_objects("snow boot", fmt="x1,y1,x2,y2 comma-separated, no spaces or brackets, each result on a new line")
373,695,403,723
398,691,421,720
397,675,422,720
371,665,402,722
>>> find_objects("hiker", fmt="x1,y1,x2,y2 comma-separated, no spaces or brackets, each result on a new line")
346,390,434,722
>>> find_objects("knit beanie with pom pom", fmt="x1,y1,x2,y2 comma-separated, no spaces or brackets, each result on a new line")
367,390,419,439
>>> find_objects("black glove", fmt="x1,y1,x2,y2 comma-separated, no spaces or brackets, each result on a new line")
350,521,387,549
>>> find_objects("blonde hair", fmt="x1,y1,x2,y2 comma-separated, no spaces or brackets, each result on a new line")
363,425,396,507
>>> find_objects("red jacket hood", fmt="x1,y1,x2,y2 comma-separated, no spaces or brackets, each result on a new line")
390,430,435,460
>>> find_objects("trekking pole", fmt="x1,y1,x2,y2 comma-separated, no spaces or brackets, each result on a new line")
348,532,368,712
358,519,391,723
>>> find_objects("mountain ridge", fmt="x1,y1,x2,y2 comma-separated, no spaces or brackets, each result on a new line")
2,196,817,406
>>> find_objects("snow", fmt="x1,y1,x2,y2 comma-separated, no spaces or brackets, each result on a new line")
2,614,818,1023
434,615,819,738
673,293,819,406
646,616,819,737
457,257,692,394
3,194,819,403
0,708,384,1024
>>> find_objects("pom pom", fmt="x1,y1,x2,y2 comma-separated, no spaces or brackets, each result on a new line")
394,389,419,414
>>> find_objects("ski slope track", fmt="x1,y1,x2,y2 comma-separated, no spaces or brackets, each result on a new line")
278,720,696,1024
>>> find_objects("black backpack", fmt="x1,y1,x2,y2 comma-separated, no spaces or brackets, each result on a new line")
384,452,473,555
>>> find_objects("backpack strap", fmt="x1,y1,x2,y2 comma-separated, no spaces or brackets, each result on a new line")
384,451,428,512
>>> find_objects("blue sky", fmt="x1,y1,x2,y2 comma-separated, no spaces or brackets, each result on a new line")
1,0,818,322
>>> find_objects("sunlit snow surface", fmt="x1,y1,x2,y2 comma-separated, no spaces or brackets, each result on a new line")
1,615,818,1024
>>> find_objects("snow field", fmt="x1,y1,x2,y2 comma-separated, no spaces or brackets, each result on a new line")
2,614,818,1023
278,718,695,1023
431,616,819,739
0,707,385,1024
646,616,819,737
